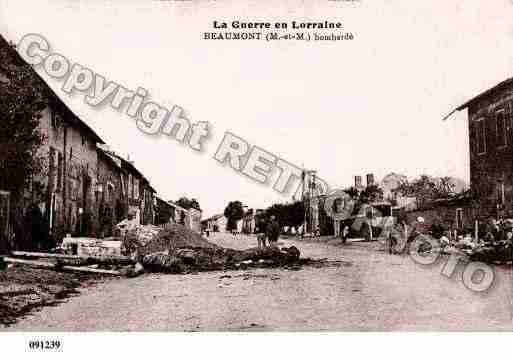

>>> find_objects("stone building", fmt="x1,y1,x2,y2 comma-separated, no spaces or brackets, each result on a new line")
108,153,156,226
0,34,158,249
96,146,126,236
39,100,105,238
155,197,176,225
202,214,228,233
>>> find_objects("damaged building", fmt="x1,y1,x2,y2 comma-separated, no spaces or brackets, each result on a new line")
450,77,513,221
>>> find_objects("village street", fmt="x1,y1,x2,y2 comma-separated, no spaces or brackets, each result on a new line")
5,233,513,331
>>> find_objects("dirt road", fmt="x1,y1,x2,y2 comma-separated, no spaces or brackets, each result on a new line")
5,233,513,331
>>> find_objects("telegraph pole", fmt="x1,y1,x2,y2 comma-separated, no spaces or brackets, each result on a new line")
301,169,317,237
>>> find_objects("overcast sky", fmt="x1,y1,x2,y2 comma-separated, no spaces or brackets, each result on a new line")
2,1,513,217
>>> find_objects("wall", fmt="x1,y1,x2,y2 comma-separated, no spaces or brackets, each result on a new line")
96,152,124,236
34,107,99,238
406,204,474,233
188,208,202,233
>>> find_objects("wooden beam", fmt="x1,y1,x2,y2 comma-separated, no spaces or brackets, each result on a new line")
2,257,121,276
10,251,133,264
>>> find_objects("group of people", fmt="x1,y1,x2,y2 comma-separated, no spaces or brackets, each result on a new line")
385,215,513,263
464,218,513,264
255,215,280,248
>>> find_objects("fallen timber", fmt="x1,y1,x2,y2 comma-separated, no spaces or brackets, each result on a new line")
2,257,122,276
9,251,134,266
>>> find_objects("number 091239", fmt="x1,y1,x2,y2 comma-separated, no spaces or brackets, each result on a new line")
28,340,61,350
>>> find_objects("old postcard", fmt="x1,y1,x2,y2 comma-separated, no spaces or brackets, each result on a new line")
1,0,512,356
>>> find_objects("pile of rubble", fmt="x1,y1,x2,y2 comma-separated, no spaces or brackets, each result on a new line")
123,223,301,273
142,245,301,274
0,223,303,278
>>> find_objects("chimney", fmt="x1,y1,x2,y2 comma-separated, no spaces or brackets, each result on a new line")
366,173,375,187
355,175,362,188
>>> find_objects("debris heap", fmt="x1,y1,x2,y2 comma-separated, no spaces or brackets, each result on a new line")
122,223,302,273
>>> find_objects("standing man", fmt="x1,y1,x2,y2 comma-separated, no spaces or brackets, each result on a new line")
267,216,280,247
266,215,280,247
255,214,267,248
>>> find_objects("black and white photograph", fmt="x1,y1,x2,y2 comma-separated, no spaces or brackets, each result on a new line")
1,0,513,356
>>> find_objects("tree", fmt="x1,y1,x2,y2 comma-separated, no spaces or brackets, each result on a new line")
224,201,244,231
262,201,305,234
0,38,47,197
266,203,286,226
174,197,201,211
393,175,457,209
288,201,305,230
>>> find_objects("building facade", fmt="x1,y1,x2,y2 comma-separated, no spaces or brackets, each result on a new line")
32,98,105,240
456,78,513,220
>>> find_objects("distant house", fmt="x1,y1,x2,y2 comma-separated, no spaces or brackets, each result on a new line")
160,201,203,233
202,214,228,233
241,209,256,234
451,77,513,220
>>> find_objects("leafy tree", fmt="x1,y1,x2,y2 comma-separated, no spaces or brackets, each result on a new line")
0,38,47,198
224,201,244,231
266,203,286,225
288,201,305,229
262,201,305,233
174,197,201,211
393,175,456,209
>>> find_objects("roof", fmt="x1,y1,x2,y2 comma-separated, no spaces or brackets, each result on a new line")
156,197,175,209
0,34,105,144
107,152,156,192
442,77,513,121
203,213,224,221
456,77,513,111
97,146,122,169
1,34,165,198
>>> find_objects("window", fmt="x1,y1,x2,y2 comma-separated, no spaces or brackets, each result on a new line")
51,111,58,129
49,147,56,191
57,152,63,192
475,118,486,154
496,110,507,147
0,191,10,240
497,181,505,206
133,178,139,200
107,182,114,203
81,134,86,146
456,208,464,229
128,174,133,199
